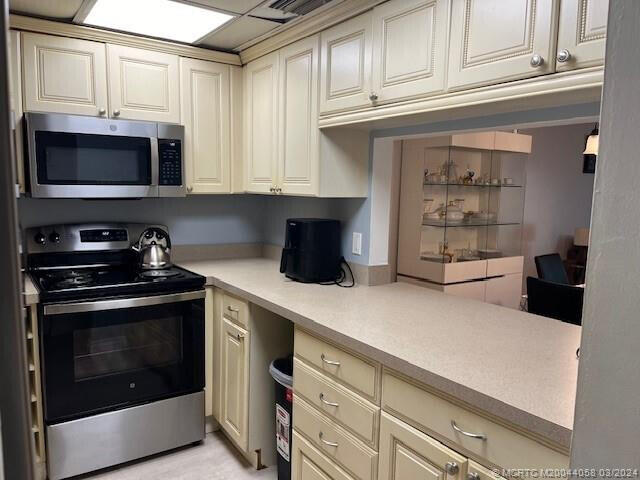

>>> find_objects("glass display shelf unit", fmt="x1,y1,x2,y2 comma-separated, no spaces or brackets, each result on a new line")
397,132,531,309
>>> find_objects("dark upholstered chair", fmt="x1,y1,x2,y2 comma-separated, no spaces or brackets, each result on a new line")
534,253,570,284
526,276,584,325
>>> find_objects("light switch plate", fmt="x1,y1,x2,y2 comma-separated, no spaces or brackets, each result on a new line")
352,232,362,256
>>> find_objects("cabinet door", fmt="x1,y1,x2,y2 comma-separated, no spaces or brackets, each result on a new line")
278,35,320,196
220,318,250,450
292,431,357,480
320,12,373,114
244,51,279,193
9,30,25,193
107,44,180,123
180,58,231,194
447,0,558,90
378,412,467,480
556,0,608,71
371,0,449,103
22,32,108,116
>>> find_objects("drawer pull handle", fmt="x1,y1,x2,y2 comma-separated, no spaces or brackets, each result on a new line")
318,431,338,447
319,393,339,407
451,420,487,440
227,305,240,313
445,462,459,475
320,354,340,366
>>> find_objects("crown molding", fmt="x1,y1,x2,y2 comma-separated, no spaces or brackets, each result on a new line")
238,0,384,64
10,14,242,66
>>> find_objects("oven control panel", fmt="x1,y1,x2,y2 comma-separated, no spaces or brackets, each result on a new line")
158,139,182,186
80,229,128,243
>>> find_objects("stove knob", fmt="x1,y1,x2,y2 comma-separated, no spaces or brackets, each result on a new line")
34,233,46,245
49,231,60,243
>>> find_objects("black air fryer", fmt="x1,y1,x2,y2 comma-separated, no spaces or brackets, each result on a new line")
280,218,341,283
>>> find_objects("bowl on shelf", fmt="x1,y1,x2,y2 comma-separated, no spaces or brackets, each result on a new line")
472,211,497,222
420,252,450,263
477,248,503,259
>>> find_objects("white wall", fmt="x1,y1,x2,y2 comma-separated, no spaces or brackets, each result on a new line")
521,124,595,285
571,0,640,468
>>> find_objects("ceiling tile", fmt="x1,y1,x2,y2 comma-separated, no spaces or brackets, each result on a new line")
199,15,280,50
187,0,266,15
10,0,84,19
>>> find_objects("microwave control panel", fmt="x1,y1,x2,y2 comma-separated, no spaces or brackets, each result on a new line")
158,139,182,186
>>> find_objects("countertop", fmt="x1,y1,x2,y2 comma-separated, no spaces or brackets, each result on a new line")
180,257,580,449
23,274,39,306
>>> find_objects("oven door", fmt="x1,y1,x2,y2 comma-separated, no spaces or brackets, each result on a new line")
40,290,205,424
26,112,159,198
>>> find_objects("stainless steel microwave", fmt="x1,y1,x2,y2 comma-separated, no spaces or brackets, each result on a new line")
25,112,185,198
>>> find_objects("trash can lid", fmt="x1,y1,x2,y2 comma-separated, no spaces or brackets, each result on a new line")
269,356,293,388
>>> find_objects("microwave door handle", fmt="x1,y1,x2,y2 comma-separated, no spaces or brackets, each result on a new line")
43,290,206,315
151,137,159,194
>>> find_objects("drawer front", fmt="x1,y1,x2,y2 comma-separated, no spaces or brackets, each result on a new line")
292,430,357,480
295,329,379,402
294,395,378,480
222,292,248,328
468,460,507,480
294,358,379,447
382,372,569,470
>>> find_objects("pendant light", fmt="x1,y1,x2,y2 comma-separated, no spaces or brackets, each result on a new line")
582,124,599,173
583,124,599,155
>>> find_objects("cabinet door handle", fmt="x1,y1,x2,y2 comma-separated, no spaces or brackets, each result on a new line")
186,186,193,193
467,473,481,480
319,393,339,407
318,432,338,447
557,49,571,63
236,333,244,341
98,108,106,116
113,109,121,116
451,420,487,440
320,354,340,366
369,92,378,102
530,54,544,67
227,305,240,313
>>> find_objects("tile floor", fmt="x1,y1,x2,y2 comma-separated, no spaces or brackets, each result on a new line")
75,432,277,480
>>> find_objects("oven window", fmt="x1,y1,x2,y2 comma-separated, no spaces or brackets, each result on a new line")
73,317,182,381
35,131,152,185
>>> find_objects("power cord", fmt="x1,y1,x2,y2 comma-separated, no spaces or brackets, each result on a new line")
319,257,355,288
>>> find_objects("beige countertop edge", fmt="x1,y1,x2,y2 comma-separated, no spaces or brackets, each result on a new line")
23,274,39,306
201,273,573,450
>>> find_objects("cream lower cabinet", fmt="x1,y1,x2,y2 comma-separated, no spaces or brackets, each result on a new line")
447,0,557,90
216,290,293,468
21,32,109,117
293,431,357,480
378,412,467,480
556,0,609,71
245,36,369,197
107,44,180,123
371,0,449,104
220,316,250,450
180,58,231,194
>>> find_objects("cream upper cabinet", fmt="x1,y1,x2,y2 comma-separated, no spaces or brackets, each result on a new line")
320,12,373,114
378,412,467,480
220,317,250,450
22,32,108,116
244,51,279,193
107,44,180,123
447,0,558,90
278,35,320,196
556,0,608,71
180,58,231,194
371,0,450,103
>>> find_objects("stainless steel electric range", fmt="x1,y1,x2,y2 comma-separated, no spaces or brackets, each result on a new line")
25,223,206,480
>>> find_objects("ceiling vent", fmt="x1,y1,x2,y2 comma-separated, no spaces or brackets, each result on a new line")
269,0,334,16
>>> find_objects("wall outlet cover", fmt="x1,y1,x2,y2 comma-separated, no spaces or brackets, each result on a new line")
352,232,362,256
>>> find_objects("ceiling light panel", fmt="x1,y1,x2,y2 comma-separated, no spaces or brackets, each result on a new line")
82,0,235,44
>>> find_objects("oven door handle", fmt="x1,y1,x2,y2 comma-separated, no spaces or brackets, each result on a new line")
43,290,206,315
